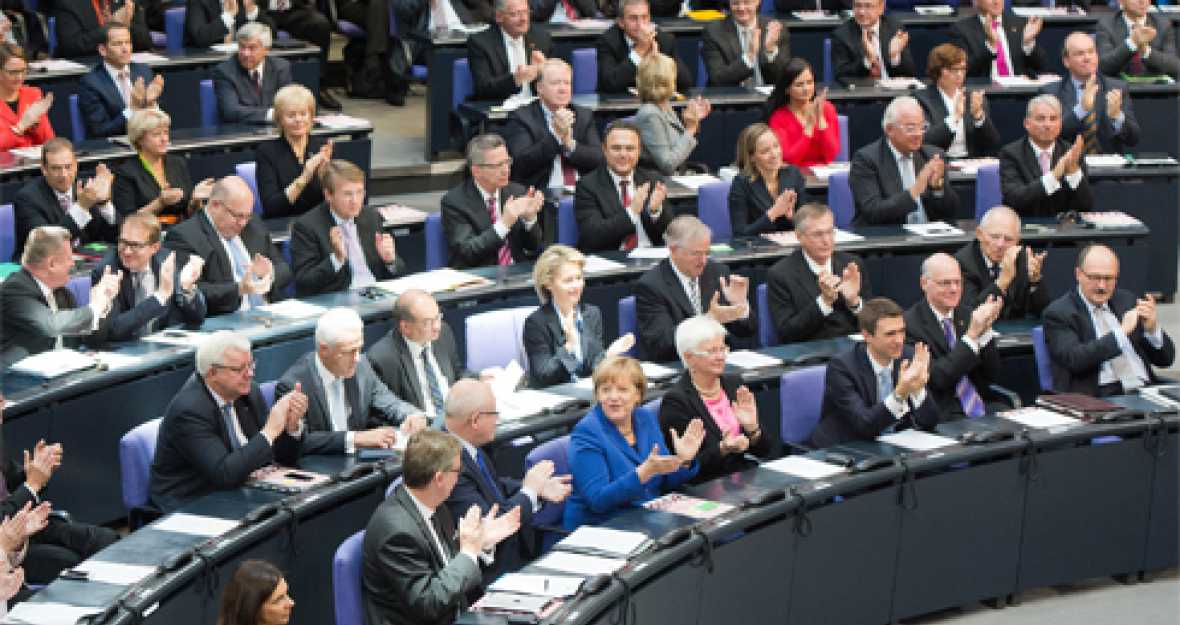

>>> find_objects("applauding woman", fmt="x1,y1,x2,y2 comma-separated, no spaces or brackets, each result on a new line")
113,109,214,222
565,356,705,529
764,58,840,168
660,316,770,484
635,52,711,176
256,84,331,219
524,245,635,388
0,42,52,151
729,122,807,237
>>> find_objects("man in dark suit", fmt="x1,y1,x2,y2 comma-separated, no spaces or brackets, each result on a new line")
51,0,152,58
258,0,339,110
948,0,1046,79
767,203,871,344
904,253,1007,422
955,205,1050,319
289,160,406,297
184,0,276,48
148,330,307,513
503,59,603,192
1041,32,1139,156
0,226,121,372
362,430,520,625
530,0,594,23
1042,245,1175,396
441,134,544,269
89,213,207,345
849,96,959,226
12,139,118,262
467,0,554,101
1096,0,1179,80
915,43,1001,159
636,215,757,361
595,0,691,94
212,23,294,124
368,289,483,418
574,120,671,253
701,0,788,88
830,0,914,83
773,0,846,12
276,308,428,456
443,379,571,586
164,176,293,316
809,298,940,448
998,94,1094,219
388,0,492,104
77,24,161,138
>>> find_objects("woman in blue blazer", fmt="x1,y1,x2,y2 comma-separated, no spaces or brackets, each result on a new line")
564,357,705,529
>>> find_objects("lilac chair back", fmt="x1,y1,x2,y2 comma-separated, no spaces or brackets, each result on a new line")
465,306,537,371
0,204,15,263
975,164,1002,222
780,365,827,445
236,162,264,215
453,58,473,109
332,530,366,625
571,49,597,95
828,170,854,229
119,418,162,522
557,197,579,246
757,283,778,347
385,476,404,498
165,7,186,49
67,275,91,306
618,296,638,358
1031,326,1054,392
199,79,217,128
259,381,278,409
697,180,733,242
642,397,663,414
836,115,850,163
69,94,86,143
524,435,571,553
425,213,447,270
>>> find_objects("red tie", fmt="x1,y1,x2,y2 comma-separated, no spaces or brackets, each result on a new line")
488,195,513,266
561,0,579,21
251,70,262,100
868,30,881,79
560,154,577,187
620,180,638,251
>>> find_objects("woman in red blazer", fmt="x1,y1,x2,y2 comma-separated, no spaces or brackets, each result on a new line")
763,57,840,168
0,42,54,151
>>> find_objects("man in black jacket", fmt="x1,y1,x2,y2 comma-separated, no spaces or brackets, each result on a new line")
830,0,913,83
948,0,1046,79
184,0,276,47
529,0,594,23
595,0,690,94
211,23,294,124
700,0,787,88
998,94,1093,219
467,0,554,101
76,24,160,138
574,120,669,253
1040,32,1139,156
955,205,1050,319
1096,0,1179,80
51,0,152,58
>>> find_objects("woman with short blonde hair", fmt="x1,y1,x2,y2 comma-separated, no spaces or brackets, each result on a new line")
257,84,329,218
113,109,213,221
634,52,711,176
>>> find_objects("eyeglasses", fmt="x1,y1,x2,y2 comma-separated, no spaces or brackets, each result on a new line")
475,159,514,169
1079,270,1118,284
894,122,931,134
213,360,257,375
691,347,730,357
930,278,962,289
225,208,253,222
117,238,156,250
800,228,835,240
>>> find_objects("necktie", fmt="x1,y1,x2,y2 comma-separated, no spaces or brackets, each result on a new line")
1038,150,1051,175
1130,22,1146,75
58,193,70,216
329,377,350,432
878,367,897,434
1080,105,1099,156
899,156,928,223
989,262,999,281
421,345,446,415
560,0,579,21
250,69,262,100
119,70,132,107
992,21,1012,77
868,29,882,79
222,404,243,451
620,180,638,251
486,195,513,266
1092,305,1144,391
428,512,451,564
341,221,376,289
476,450,505,503
688,278,702,315
430,0,447,28
225,237,265,309
560,153,577,187
942,318,986,418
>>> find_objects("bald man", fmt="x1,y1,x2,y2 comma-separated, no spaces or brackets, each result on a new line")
1040,32,1139,156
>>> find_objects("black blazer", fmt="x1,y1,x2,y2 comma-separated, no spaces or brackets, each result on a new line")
573,165,669,253
440,178,542,269
185,0,278,47
392,0,489,36
1042,288,1175,395
948,14,1047,79
467,23,555,101
76,62,154,138
367,323,475,413
1040,74,1139,156
522,302,609,388
88,247,207,345
903,299,1001,421
701,16,789,88
773,0,847,12
212,55,293,124
1096,12,1179,79
255,136,326,219
998,137,1094,219
955,239,1050,320
147,373,304,514
528,0,595,22
289,202,406,297
728,166,806,238
51,0,153,57
503,99,604,191
914,84,1002,158
12,177,117,262
766,249,871,344
595,24,691,94
111,154,196,219
635,259,758,362
659,373,771,485
830,15,915,82
849,138,959,226
0,268,98,372
809,342,941,448
163,210,293,315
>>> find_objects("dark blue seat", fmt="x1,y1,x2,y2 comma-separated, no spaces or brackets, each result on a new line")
332,530,366,625
119,418,162,527
780,365,827,448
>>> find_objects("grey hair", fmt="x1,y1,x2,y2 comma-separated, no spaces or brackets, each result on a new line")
466,134,505,165
665,215,712,247
978,205,1021,231
21,226,71,267
1026,94,1062,118
316,308,364,347
921,252,958,279
237,22,273,48
618,0,649,12
675,315,727,366
196,330,252,377
882,95,922,131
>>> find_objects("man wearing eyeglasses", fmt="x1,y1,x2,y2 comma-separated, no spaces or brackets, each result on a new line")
89,212,207,345
164,175,292,315
441,133,544,269
1042,244,1174,397
830,0,913,83
850,95,959,227
998,94,1094,219
467,0,554,102
148,330,308,514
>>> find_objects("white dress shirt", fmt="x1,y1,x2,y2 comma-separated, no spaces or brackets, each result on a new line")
867,350,928,420
607,168,661,249
56,187,117,233
1081,287,1161,387
404,334,451,415
207,210,274,311
314,353,357,452
937,86,986,159
1028,139,1083,197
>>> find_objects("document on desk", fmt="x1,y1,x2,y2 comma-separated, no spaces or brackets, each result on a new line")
257,300,330,319
761,456,845,479
375,269,491,294
130,52,168,62
535,551,626,576
566,18,613,28
628,247,669,260
8,350,97,379
73,561,156,585
490,573,584,597
582,255,626,275
559,526,650,557
9,146,41,160
879,430,959,452
152,513,238,537
497,390,576,421
669,175,720,190
140,329,211,347
725,350,782,369
640,362,677,381
1,602,102,625
210,42,239,53
902,222,965,237
998,407,1083,429
29,59,88,71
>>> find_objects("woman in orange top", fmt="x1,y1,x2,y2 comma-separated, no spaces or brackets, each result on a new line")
0,42,53,151
764,58,840,168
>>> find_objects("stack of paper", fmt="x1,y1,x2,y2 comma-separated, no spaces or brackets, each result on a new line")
2,602,102,625
500,95,537,111
152,513,239,537
628,247,669,260
877,77,924,90
29,59,88,71
903,222,965,237
130,52,168,62
582,255,626,275
878,430,958,451
669,174,720,189
9,350,97,379
377,205,430,226
314,114,371,129
73,561,156,585
999,407,1082,429
535,551,626,576
489,573,584,597
210,43,239,53
994,75,1061,87
763,228,864,246
1079,211,1142,228
559,526,649,557
9,146,41,160
792,10,834,19
566,18,613,28
761,456,846,479
1084,155,1131,168
725,350,782,369
913,5,954,14
639,362,677,382
807,164,852,180
498,389,576,421
375,269,490,294
258,300,329,319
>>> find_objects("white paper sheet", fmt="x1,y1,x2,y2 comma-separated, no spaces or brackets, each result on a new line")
497,390,573,421
566,18,613,28
29,59,88,72
582,255,626,275
130,52,168,62
627,247,670,260
489,573,584,597
878,430,959,451
9,146,41,160
902,223,965,237
1,603,102,625
9,350,96,379
140,329,212,347
668,175,720,190
152,513,238,537
90,352,144,370
560,527,649,557
375,269,489,294
210,43,238,52
999,407,1082,429
640,362,677,381
807,164,851,180
725,350,782,369
761,456,845,479
535,551,626,576
257,300,329,319
73,561,156,585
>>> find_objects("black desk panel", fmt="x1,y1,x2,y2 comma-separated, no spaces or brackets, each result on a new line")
1145,431,1179,573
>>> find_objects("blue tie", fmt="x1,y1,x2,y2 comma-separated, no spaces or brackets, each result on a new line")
421,346,445,415
573,314,584,367
222,403,242,451
225,237,265,309
476,450,504,503
879,367,898,435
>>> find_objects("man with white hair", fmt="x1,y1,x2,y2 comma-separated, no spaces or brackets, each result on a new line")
0,225,121,372
635,215,757,362
955,205,1050,319
211,23,294,124
276,308,429,455
999,94,1094,218
849,95,959,227
148,330,308,513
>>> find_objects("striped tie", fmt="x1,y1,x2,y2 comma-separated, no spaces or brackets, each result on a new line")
943,318,985,418
422,345,446,415
487,196,513,266
1080,107,1099,156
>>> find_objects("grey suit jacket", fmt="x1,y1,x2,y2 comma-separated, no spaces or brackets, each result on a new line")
1096,12,1179,79
0,268,96,372
276,352,422,455
367,323,475,414
849,138,959,226
289,202,406,297
362,485,482,625
635,103,696,176
212,55,293,124
701,16,789,88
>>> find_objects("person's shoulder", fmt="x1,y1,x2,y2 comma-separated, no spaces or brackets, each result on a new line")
213,56,238,74
13,176,48,202
1043,289,1079,318
1095,11,1120,30
950,14,978,31
998,137,1024,157
852,137,883,161
112,156,143,177
292,201,330,227
702,17,729,38
767,250,799,276
441,177,472,204
269,55,292,71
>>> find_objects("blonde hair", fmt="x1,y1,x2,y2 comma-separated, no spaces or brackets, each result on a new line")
128,109,171,151
637,52,677,103
321,159,365,193
532,244,586,303
273,84,316,136
591,356,648,397
734,122,777,181
22,226,71,267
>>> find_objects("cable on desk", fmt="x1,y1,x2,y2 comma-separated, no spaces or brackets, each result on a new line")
609,571,635,625
689,526,715,574
897,454,918,511
192,549,220,599
788,486,812,538
1143,414,1170,459
278,500,301,557
1019,428,1039,482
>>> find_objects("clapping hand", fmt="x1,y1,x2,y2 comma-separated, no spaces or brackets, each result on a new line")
839,262,862,307
1130,22,1156,51
966,294,1002,340
90,266,122,312
952,88,966,121
817,269,841,307
888,30,909,59
23,440,62,493
764,21,782,55
479,504,522,551
745,26,761,62
266,382,307,440
179,255,204,292
77,163,113,208
1023,15,1043,46
1107,89,1123,120
20,92,53,131
155,252,176,299
329,227,347,263
768,188,797,222
628,182,651,216
248,252,272,279
894,343,930,398
1137,294,1158,335
1080,76,1099,112
709,276,750,324
1026,248,1046,283
970,90,985,121
145,75,165,106
0,551,23,603
606,333,636,356
732,386,758,431
670,418,706,463
637,444,684,482
376,232,396,264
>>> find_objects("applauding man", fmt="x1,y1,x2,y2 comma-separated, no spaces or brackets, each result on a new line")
950,0,1046,79
957,206,1050,319
701,0,789,88
595,0,691,94
832,0,913,82
999,94,1094,218
1043,32,1139,156
467,0,554,101
575,120,672,252
78,24,162,138
1097,0,1179,80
